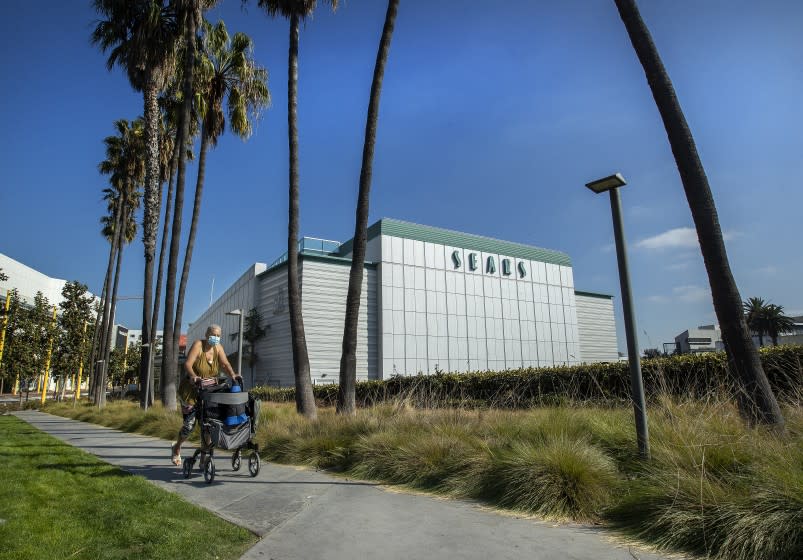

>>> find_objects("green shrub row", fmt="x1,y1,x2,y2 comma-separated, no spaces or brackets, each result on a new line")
250,345,803,407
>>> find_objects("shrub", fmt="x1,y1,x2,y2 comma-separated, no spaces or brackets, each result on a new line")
250,345,803,408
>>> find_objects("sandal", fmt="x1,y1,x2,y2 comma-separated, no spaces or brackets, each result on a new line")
171,443,182,466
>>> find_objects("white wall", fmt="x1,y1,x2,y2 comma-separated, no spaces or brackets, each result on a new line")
302,259,378,383
187,263,266,384
575,293,619,363
0,252,89,307
255,265,293,387
378,235,580,377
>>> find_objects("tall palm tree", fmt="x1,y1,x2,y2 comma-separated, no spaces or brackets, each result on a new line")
337,0,400,415
161,0,215,409
151,89,199,404
744,297,768,347
171,19,270,380
251,0,339,420
613,0,784,429
94,119,145,407
92,0,179,408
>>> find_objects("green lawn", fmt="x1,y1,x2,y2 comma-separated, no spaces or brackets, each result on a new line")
0,415,257,560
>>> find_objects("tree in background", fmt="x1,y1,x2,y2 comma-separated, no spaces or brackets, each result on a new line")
53,282,96,401
744,298,795,348
613,0,784,429
109,341,143,397
763,304,795,346
338,0,400,415
242,307,267,387
744,297,768,347
0,290,30,397
29,293,56,395
171,19,270,388
249,0,340,420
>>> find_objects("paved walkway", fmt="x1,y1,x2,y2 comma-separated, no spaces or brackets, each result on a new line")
14,410,682,560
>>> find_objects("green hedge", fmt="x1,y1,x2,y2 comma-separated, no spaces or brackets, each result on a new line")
250,345,803,408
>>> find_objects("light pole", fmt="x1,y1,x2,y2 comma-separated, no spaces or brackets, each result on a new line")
226,309,244,384
585,173,650,460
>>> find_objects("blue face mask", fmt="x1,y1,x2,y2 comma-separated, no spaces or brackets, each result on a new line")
207,335,221,346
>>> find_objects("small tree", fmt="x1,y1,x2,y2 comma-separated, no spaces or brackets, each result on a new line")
242,307,267,388
54,281,95,400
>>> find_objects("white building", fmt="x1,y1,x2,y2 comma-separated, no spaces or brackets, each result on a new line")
188,219,619,388
674,324,723,354
0,252,89,308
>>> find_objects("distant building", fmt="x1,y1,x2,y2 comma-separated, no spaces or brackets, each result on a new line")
113,326,164,351
674,316,803,354
753,315,803,347
674,324,723,354
1,252,97,309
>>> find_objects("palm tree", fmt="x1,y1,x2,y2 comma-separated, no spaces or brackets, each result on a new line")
92,0,179,408
250,0,339,420
94,119,145,407
337,0,400,415
744,297,768,347
613,0,784,429
150,88,199,404
171,19,270,382
764,304,794,346
161,0,215,409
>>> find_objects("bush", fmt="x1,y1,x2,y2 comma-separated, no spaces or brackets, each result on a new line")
250,345,803,408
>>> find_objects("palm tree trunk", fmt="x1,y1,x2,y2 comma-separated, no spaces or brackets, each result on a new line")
152,138,178,401
93,203,121,404
161,8,196,410
614,0,784,428
173,128,210,364
338,0,399,415
287,13,316,420
98,195,126,408
139,77,161,409
87,265,110,400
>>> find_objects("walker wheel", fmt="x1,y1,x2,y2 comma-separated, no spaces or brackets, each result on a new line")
248,452,260,477
182,458,193,479
204,459,216,483
232,451,241,472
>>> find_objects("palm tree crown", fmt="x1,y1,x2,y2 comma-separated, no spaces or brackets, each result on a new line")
253,0,338,19
91,0,178,91
197,20,271,145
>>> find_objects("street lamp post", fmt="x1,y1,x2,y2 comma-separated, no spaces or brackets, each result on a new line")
585,173,650,460
226,309,244,385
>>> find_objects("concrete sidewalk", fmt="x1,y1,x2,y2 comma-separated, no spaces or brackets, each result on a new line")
14,410,680,560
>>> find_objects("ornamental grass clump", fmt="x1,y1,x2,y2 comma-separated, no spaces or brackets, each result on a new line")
478,436,618,521
607,402,803,560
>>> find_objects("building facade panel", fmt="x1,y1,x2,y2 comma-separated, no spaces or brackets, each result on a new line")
575,292,619,363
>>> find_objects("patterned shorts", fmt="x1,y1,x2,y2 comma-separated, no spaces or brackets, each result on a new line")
179,406,197,439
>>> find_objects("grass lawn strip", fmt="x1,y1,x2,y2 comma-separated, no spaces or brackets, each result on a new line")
0,415,257,560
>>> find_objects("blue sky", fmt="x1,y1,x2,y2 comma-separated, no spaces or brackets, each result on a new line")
1,0,801,353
